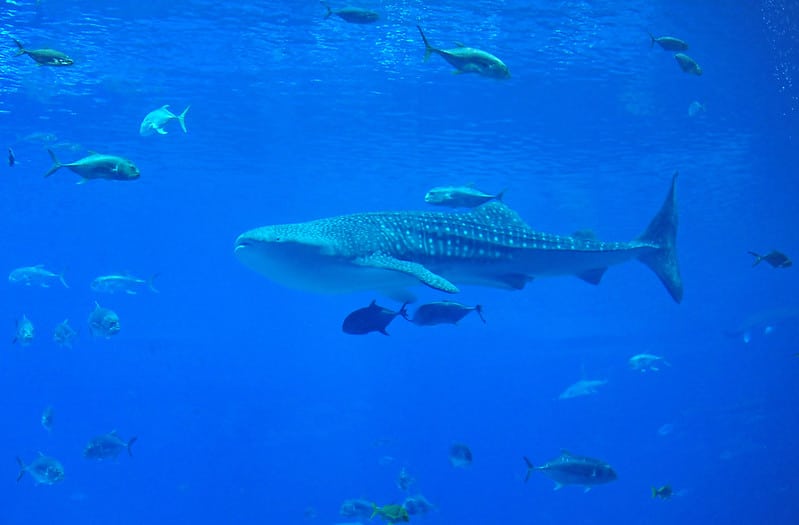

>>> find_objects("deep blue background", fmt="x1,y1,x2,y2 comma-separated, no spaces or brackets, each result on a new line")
2,1,798,524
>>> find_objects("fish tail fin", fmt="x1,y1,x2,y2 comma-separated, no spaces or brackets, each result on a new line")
370,503,378,519
636,172,682,303
496,188,507,202
178,105,190,133
417,25,434,61
58,271,69,289
16,457,25,482
127,436,138,456
475,304,486,323
747,251,762,266
523,456,534,482
648,32,655,47
13,39,25,56
321,1,333,19
44,149,62,177
651,486,657,498
148,273,160,293
398,302,410,321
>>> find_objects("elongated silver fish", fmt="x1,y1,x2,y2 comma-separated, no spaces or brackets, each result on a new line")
235,174,682,303
524,451,617,491
91,273,159,294
8,265,68,288
45,149,140,183
417,26,510,79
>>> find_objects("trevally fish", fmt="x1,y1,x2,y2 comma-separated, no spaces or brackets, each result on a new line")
16,453,65,485
748,250,791,268
91,273,159,294
675,53,702,75
8,265,68,288
410,301,485,326
424,185,505,208
449,442,473,468
321,2,379,24
629,353,670,372
417,26,510,79
558,379,607,400
342,300,408,335
88,302,120,338
13,39,73,66
53,319,77,348
83,430,137,460
235,173,682,303
41,406,54,432
139,104,190,136
524,451,617,491
648,33,688,51
13,314,35,346
45,149,140,182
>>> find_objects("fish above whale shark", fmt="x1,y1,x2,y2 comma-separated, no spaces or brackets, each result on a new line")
235,173,682,303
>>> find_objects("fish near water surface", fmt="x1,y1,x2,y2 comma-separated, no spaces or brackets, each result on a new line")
321,2,379,23
524,452,617,491
235,174,682,303
45,149,140,182
13,39,73,66
139,104,190,136
416,26,510,79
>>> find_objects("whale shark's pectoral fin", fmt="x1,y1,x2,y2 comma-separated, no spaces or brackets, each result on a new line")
576,267,607,285
354,254,459,293
496,273,532,290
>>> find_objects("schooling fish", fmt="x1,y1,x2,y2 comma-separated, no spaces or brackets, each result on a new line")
417,25,510,79
16,454,65,485
139,104,190,136
83,430,137,460
342,300,408,335
675,53,702,75
88,302,121,338
8,265,68,288
648,33,688,51
424,185,505,208
524,451,617,491
13,315,35,346
410,301,485,326
53,319,77,349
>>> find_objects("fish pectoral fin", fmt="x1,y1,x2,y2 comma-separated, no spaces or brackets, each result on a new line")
553,482,564,491
576,267,607,285
354,255,459,293
156,128,168,135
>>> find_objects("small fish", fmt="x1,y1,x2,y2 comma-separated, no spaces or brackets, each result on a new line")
524,452,617,491
321,2,379,24
417,26,510,79
88,302,121,338
8,147,15,167
424,185,505,208
396,467,414,492
688,101,706,117
8,265,68,288
652,484,673,499
91,273,159,295
339,498,374,520
748,250,792,268
648,33,689,51
45,149,140,183
41,406,54,432
674,53,702,75
16,453,65,485
13,315,34,346
403,494,434,516
342,300,408,335
53,319,77,349
410,301,485,326
558,379,607,400
13,39,73,66
139,104,190,136
21,132,58,144
449,442,473,468
83,430,137,460
628,353,671,372
371,503,409,524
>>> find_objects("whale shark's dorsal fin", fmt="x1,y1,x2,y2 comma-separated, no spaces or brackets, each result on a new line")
354,254,459,293
468,201,532,230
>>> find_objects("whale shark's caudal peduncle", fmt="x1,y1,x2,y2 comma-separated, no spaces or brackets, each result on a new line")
234,174,682,303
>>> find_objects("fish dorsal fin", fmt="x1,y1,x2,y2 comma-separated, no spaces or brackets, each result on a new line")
161,104,170,109
572,229,596,240
454,41,466,47
468,201,532,231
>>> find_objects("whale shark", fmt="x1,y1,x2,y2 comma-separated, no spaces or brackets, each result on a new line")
235,173,682,303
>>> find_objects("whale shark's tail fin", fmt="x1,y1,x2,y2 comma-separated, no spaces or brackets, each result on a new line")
637,172,682,303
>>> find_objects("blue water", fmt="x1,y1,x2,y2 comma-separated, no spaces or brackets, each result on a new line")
2,0,798,523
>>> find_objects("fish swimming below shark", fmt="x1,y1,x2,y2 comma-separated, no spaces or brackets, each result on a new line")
235,173,682,303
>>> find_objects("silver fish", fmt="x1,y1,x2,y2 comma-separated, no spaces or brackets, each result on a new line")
53,319,77,348
41,406,54,432
91,274,159,295
8,265,68,288
139,104,190,136
45,149,140,183
13,314,35,346
424,185,505,208
417,26,510,79
16,454,65,485
524,451,617,491
558,379,607,400
629,353,670,372
88,302,120,338
83,430,137,460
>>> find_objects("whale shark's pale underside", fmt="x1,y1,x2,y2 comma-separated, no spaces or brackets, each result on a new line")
235,174,682,303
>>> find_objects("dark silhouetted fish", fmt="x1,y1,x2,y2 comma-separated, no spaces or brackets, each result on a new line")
321,2,379,24
83,430,137,460
449,442,473,467
675,53,702,75
648,33,688,51
411,301,485,326
13,39,73,66
748,250,791,268
342,300,408,335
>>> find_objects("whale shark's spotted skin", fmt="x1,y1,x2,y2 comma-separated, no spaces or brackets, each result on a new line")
236,175,682,302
